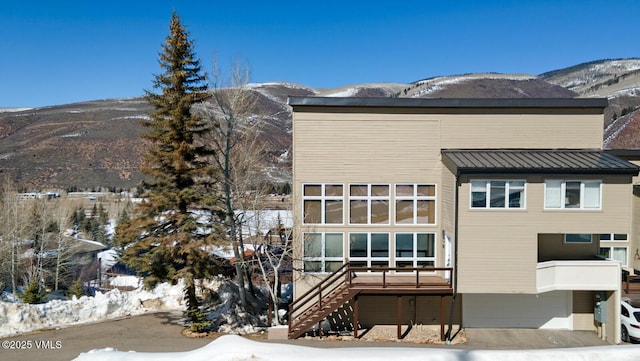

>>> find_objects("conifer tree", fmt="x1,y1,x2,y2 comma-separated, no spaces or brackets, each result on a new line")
116,12,222,330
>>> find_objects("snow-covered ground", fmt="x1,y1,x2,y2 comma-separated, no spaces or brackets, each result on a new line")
73,334,640,361
0,275,264,339
0,278,185,338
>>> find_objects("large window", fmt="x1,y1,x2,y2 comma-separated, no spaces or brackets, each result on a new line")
303,184,343,224
395,184,436,224
544,180,601,209
303,233,344,273
395,233,436,269
471,180,525,209
349,184,389,224
600,246,628,266
349,233,389,269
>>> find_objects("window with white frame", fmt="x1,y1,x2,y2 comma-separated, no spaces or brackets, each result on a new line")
302,232,344,273
395,233,436,269
349,233,389,269
544,180,601,209
599,246,628,266
303,184,343,224
349,184,389,224
599,233,628,242
395,184,436,224
564,233,592,243
470,180,525,209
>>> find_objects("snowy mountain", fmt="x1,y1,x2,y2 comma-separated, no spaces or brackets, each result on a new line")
1,58,639,190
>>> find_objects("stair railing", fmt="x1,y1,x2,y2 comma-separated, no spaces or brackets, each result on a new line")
288,263,351,333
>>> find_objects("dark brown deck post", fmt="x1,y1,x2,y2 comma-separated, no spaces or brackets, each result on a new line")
440,296,445,341
397,296,402,339
353,295,359,338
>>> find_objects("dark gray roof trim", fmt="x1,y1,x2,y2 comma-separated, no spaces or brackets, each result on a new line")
442,149,640,175
288,96,608,109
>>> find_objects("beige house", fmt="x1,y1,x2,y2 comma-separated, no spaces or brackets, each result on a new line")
288,96,639,343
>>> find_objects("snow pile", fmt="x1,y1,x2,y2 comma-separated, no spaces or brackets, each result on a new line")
108,275,142,288
0,280,185,338
0,276,268,338
205,280,267,334
73,334,640,361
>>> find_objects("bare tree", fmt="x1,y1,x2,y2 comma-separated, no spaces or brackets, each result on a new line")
0,178,29,295
245,211,292,325
199,56,266,310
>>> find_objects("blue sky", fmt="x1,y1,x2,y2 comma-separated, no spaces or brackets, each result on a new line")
1,0,638,107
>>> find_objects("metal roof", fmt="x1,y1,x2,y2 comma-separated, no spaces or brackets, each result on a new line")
441,149,640,175
288,96,608,109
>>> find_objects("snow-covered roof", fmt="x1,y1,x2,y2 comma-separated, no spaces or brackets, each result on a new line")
237,210,292,237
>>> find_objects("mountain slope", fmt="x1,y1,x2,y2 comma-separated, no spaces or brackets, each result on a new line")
2,58,640,190
541,58,640,148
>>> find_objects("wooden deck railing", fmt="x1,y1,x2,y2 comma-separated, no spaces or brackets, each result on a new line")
625,274,640,294
288,264,453,338
347,266,453,289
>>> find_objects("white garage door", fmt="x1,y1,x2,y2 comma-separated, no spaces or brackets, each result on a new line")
463,291,571,329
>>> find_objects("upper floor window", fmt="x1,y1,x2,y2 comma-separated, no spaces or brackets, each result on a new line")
303,184,343,224
471,180,525,209
349,184,389,224
565,233,592,243
600,233,628,242
545,180,601,209
395,184,436,224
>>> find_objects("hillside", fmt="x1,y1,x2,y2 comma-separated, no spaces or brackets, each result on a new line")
1,58,640,190
540,58,640,148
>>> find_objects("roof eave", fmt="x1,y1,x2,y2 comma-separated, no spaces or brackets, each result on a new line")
288,96,609,109
455,168,640,176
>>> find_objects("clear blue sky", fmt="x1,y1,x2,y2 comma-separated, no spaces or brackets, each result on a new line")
1,0,638,107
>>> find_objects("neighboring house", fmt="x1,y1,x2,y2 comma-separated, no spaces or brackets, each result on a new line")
288,96,640,344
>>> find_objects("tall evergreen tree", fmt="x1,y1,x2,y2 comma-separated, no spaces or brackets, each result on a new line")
115,12,222,330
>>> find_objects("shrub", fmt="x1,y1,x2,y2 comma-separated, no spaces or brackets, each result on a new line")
68,278,84,299
20,279,43,304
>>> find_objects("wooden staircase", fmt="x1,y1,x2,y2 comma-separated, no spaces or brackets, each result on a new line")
287,264,454,339
288,264,359,339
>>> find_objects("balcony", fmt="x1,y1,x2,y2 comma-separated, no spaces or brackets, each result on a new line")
536,258,620,293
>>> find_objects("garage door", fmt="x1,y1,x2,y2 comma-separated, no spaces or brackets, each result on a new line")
463,291,571,329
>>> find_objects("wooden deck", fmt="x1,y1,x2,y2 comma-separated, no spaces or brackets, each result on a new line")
347,267,453,295
624,274,640,295
288,264,454,339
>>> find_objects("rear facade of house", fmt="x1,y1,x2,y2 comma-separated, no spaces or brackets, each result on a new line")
289,96,639,343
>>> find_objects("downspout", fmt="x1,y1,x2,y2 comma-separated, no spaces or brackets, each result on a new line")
445,172,460,343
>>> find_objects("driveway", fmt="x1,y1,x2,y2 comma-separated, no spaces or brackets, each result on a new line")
0,312,614,361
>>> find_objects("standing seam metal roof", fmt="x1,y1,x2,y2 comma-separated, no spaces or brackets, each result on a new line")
441,149,640,175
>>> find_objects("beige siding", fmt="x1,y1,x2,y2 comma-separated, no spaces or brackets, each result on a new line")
440,114,603,149
440,165,456,237
293,114,441,183
457,176,633,294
